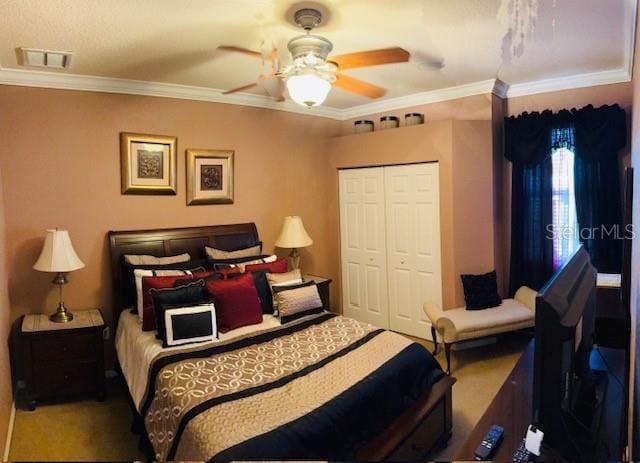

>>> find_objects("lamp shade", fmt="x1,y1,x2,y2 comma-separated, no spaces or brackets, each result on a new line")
275,216,313,249
33,229,85,273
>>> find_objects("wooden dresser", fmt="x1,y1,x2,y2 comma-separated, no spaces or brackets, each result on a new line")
15,309,106,410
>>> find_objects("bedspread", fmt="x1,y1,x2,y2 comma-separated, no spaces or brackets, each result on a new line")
139,312,444,461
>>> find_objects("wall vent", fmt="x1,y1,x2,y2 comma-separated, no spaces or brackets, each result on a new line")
19,48,72,69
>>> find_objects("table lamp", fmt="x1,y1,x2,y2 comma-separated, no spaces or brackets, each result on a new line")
275,216,313,270
33,229,85,323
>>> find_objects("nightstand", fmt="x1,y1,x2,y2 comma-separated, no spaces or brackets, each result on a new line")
303,274,333,312
16,309,106,410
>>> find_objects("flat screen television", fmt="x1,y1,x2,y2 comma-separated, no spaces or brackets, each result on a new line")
532,244,605,459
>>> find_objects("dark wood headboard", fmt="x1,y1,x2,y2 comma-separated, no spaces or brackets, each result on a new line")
108,223,259,322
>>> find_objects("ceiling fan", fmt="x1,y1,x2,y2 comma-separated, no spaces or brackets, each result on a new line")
218,8,411,108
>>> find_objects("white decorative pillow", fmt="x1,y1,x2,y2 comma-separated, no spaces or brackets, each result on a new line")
162,303,217,347
133,268,196,322
266,269,303,312
267,269,302,286
205,244,262,260
276,284,323,324
124,253,191,266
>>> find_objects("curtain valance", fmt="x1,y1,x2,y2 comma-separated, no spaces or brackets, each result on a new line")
505,104,626,166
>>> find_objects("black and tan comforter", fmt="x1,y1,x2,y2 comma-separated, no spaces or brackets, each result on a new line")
139,312,444,461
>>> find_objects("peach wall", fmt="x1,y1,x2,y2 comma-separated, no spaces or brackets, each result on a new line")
339,93,492,135
0,86,341,365
326,120,494,310
491,95,508,295
0,165,12,458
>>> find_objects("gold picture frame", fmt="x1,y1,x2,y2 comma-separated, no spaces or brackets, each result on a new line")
186,149,234,205
120,132,177,195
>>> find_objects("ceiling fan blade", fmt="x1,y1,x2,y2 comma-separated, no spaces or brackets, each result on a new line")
217,46,264,59
222,82,258,95
330,47,410,70
334,74,387,99
259,76,285,102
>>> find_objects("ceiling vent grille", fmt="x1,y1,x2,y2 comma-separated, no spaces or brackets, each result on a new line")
19,48,72,69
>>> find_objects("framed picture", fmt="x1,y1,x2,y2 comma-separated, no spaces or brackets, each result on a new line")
186,149,234,205
120,132,177,195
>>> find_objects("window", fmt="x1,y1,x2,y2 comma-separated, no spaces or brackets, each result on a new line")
550,138,579,269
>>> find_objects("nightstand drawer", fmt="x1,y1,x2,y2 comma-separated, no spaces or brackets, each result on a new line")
31,333,98,362
34,361,98,397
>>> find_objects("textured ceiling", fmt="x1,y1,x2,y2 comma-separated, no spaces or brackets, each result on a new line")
0,0,632,109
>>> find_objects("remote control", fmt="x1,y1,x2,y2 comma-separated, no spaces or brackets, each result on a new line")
512,438,534,462
474,424,504,460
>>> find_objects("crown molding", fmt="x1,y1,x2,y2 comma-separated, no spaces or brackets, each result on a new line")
624,0,637,80
505,67,631,99
338,79,500,120
0,67,344,120
0,65,633,122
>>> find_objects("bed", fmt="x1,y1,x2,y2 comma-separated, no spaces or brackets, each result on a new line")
109,223,455,461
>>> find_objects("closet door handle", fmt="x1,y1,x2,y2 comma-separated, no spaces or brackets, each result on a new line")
400,260,405,265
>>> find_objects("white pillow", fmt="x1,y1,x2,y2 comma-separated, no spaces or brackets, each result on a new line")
205,244,262,260
266,269,303,287
124,253,190,266
266,269,303,313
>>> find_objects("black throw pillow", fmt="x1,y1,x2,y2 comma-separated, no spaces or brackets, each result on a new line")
251,271,274,314
151,280,208,343
122,258,207,308
461,270,502,310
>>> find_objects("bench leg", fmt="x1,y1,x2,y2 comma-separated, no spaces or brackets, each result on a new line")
430,326,439,355
444,343,452,375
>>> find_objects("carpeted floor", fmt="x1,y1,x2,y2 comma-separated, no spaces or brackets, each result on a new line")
8,332,530,461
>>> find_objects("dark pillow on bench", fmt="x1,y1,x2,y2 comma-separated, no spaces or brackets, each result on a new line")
461,270,502,310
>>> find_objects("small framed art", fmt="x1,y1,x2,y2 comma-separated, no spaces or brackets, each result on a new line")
186,149,234,205
120,132,177,195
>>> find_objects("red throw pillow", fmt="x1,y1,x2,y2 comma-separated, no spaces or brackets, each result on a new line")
244,258,288,274
205,272,263,333
141,275,194,330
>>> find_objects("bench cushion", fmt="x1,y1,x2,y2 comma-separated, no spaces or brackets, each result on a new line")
425,297,535,343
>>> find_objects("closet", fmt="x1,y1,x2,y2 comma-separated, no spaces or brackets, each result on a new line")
339,163,442,339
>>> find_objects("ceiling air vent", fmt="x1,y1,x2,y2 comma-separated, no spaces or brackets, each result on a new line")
19,48,72,69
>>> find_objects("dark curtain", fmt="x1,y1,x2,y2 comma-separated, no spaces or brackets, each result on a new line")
509,157,554,295
573,105,626,273
505,104,626,293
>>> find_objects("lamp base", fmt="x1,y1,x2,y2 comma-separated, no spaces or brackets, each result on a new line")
289,248,301,270
50,303,74,323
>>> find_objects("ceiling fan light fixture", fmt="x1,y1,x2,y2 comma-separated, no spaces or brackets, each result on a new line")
286,73,331,108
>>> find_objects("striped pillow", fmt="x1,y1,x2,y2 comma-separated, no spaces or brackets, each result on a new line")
267,269,303,313
276,283,323,324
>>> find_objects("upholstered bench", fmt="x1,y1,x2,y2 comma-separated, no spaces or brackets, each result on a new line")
423,286,537,374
